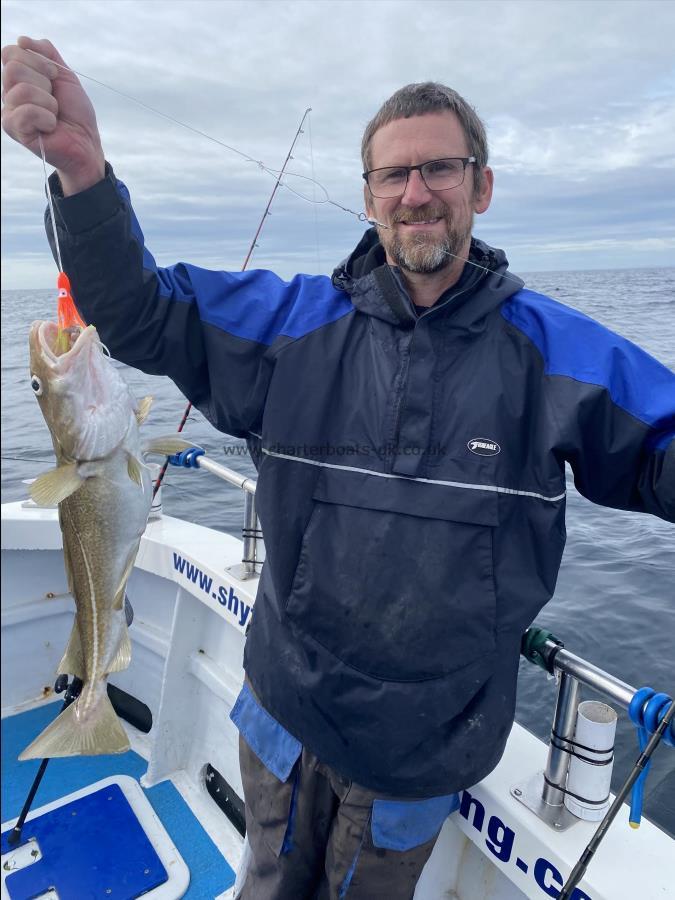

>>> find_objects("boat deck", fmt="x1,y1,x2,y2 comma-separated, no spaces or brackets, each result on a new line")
2,701,237,899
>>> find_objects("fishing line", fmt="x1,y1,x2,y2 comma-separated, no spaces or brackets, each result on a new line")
38,130,119,354
437,245,524,288
38,134,63,272
25,49,385,228
395,237,526,289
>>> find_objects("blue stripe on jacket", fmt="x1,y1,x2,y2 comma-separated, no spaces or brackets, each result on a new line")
501,289,675,429
116,179,354,346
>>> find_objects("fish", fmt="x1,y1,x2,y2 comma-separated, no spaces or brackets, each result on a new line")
19,320,195,760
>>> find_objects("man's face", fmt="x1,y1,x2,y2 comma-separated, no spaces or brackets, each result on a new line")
364,112,493,274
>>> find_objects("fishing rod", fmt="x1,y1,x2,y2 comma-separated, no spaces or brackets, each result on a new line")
6,676,83,847
557,698,674,900
241,107,312,270
152,106,313,499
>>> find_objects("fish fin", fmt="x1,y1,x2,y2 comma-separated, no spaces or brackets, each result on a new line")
142,436,203,457
113,551,136,612
18,692,129,759
56,619,85,678
135,395,153,425
30,464,84,507
127,454,146,488
107,625,132,673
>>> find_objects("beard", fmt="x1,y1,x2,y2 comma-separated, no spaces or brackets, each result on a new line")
381,204,473,275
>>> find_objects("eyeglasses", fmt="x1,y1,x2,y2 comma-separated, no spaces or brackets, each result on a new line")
362,157,476,198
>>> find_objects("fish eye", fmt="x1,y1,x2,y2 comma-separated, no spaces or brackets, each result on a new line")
30,374,43,396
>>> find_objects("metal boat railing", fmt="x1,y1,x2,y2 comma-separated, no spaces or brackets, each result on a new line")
166,452,262,580
540,641,634,808
515,628,669,830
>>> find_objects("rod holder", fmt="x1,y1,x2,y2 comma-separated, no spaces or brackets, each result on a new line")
240,491,262,579
542,671,582,807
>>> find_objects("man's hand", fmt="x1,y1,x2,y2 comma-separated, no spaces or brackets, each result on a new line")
1,36,105,195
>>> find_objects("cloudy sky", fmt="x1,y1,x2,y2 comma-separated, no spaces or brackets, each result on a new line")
1,0,674,289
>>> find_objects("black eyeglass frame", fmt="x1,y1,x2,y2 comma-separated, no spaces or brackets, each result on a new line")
362,156,477,197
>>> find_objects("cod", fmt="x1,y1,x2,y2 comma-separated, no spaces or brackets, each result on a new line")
20,321,193,760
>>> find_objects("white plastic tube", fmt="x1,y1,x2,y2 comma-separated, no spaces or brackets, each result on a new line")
564,699,617,821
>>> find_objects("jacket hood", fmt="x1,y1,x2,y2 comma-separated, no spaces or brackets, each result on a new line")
331,228,523,328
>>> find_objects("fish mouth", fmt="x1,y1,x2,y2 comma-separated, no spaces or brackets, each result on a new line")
31,321,100,369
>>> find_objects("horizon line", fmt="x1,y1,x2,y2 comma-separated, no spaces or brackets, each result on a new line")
2,262,674,294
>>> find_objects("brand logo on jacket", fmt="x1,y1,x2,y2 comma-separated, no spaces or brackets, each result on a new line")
468,438,501,457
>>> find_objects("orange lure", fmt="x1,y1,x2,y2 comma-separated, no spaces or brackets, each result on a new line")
56,272,86,353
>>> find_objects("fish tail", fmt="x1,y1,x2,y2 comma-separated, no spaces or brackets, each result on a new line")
18,690,129,760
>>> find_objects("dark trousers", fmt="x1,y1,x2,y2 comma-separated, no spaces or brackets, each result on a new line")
237,735,442,900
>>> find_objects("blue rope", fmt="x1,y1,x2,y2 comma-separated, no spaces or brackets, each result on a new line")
166,447,205,468
627,688,674,827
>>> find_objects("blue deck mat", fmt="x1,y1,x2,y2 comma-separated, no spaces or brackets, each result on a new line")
1,782,169,899
2,702,236,899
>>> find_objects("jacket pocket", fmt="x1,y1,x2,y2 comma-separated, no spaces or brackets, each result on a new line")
286,468,498,681
371,794,460,851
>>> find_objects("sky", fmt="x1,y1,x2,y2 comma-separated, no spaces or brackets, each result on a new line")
1,0,674,289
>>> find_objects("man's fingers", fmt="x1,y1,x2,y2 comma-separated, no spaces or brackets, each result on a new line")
2,44,58,81
2,56,55,96
16,36,69,70
4,82,59,117
1,102,57,145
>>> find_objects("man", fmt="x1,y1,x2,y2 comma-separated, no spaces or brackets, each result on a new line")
2,36,674,900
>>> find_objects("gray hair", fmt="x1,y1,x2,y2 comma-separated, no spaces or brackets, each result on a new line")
361,82,488,194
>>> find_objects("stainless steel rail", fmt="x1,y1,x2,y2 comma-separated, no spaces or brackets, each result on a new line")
241,491,262,579
196,455,257,496
542,671,582,807
549,641,635,709
183,453,261,579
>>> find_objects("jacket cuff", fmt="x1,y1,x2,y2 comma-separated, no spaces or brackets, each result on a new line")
48,162,122,234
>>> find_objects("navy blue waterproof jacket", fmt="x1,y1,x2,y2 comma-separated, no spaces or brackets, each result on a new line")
48,165,675,797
